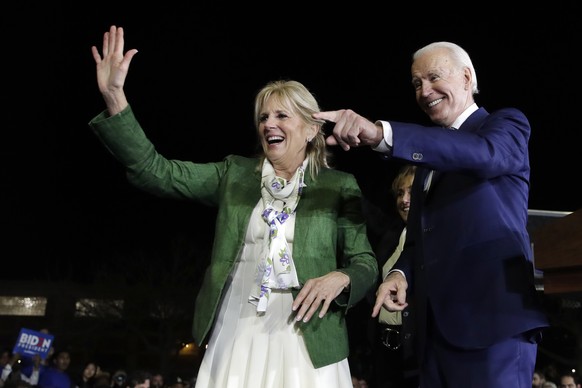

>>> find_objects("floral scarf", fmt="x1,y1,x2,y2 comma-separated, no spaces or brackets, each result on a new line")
249,158,307,313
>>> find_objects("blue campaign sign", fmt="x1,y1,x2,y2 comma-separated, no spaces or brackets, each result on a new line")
12,328,54,360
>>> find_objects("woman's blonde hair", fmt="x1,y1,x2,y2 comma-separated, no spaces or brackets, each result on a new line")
254,80,331,178
391,165,417,196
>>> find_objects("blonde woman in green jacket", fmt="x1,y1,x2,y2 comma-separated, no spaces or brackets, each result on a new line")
90,25,378,388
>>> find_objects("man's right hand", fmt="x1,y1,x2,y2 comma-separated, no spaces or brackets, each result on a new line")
312,109,384,151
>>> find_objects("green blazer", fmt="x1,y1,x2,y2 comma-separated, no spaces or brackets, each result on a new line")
89,106,378,368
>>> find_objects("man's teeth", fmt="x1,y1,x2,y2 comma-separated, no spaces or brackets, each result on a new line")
428,98,443,107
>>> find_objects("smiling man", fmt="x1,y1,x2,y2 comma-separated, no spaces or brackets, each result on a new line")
314,41,549,387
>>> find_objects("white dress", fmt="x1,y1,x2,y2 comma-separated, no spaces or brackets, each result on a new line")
194,202,352,388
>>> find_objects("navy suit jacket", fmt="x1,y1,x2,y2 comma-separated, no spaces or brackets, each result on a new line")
389,107,549,355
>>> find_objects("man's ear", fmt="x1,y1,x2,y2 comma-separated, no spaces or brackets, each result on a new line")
464,67,472,90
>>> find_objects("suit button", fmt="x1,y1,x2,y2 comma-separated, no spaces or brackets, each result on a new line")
402,311,409,318
423,227,432,233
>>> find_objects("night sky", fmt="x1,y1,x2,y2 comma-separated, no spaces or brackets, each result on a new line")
3,3,580,281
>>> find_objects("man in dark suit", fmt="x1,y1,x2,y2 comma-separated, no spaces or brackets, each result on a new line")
314,41,549,387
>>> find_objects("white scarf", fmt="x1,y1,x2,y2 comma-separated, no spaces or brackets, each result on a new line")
249,158,307,313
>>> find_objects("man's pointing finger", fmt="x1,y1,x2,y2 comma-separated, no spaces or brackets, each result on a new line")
312,110,340,123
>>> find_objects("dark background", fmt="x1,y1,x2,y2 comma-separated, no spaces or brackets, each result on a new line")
2,3,580,281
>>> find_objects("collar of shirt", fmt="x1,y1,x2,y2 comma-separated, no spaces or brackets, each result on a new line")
450,103,478,130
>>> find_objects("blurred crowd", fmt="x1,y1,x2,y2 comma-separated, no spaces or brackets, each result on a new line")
0,345,196,388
